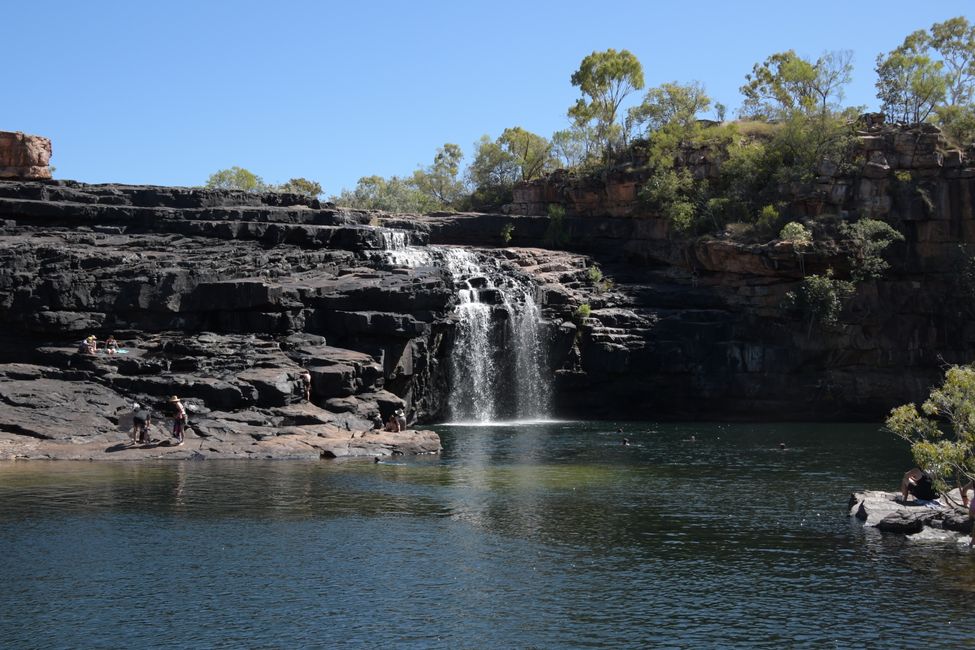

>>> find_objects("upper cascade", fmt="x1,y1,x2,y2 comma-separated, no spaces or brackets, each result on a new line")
375,234,551,423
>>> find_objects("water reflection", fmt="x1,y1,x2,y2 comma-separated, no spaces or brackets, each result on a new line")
2,422,975,647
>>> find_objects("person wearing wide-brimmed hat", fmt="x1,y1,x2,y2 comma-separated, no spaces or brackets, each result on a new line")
169,395,186,445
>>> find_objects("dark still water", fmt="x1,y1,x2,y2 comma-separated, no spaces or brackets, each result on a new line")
1,422,973,648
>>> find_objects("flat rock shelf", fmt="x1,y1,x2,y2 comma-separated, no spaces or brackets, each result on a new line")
849,489,974,541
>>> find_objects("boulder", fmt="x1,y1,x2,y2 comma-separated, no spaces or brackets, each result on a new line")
0,131,52,180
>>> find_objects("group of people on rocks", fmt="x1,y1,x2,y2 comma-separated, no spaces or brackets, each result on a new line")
121,362,412,449
129,395,186,447
78,335,120,356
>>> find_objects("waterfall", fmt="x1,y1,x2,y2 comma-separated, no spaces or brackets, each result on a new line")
374,231,550,423
377,229,435,267
442,248,550,423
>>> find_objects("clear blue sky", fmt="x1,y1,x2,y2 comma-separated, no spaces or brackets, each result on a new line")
4,1,971,195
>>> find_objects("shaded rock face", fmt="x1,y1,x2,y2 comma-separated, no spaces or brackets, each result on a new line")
0,132,52,180
383,124,975,420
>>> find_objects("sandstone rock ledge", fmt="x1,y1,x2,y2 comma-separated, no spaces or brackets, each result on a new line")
849,490,973,542
0,360,441,462
0,428,441,462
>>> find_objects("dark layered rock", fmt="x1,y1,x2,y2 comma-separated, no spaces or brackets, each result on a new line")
0,182,454,459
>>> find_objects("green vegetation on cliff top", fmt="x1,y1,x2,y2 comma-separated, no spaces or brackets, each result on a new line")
315,16,975,219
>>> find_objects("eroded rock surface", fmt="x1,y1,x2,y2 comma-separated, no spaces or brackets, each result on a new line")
0,131,52,180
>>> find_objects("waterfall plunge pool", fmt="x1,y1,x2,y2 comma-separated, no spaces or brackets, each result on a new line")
1,420,973,648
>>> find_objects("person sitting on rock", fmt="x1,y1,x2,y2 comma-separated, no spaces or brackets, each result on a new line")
105,336,119,355
78,335,97,355
169,395,186,445
384,414,400,433
899,467,939,503
299,370,312,402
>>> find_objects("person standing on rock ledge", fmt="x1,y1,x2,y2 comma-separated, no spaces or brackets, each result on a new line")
299,369,312,402
169,395,186,445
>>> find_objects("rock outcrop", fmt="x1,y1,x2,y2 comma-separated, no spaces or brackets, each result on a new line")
849,490,972,542
0,131,52,180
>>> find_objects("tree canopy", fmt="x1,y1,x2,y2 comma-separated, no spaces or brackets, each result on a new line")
206,167,268,193
887,365,975,498
628,81,712,136
739,50,853,119
277,177,323,198
412,143,465,207
568,48,645,157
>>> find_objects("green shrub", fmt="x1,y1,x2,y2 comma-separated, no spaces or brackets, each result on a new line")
586,265,603,284
544,204,569,247
779,221,812,245
500,223,514,245
572,303,592,325
839,218,905,282
785,268,855,332
886,364,975,500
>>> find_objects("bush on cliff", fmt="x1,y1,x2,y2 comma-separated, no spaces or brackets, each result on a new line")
839,218,905,282
785,268,854,333
277,177,323,198
779,221,812,246
206,167,269,193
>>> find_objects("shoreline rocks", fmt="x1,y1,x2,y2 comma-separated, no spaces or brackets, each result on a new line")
849,489,973,541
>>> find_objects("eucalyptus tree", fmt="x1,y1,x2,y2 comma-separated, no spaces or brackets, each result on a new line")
740,50,853,119
568,48,645,158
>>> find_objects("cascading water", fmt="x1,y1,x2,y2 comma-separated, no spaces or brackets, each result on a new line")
441,248,550,423
374,232,550,423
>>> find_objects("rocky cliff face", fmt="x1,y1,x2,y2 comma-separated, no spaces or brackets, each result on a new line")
0,181,471,458
388,122,975,420
3,121,973,448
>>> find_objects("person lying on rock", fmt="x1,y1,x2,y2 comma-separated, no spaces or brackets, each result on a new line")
898,468,939,503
